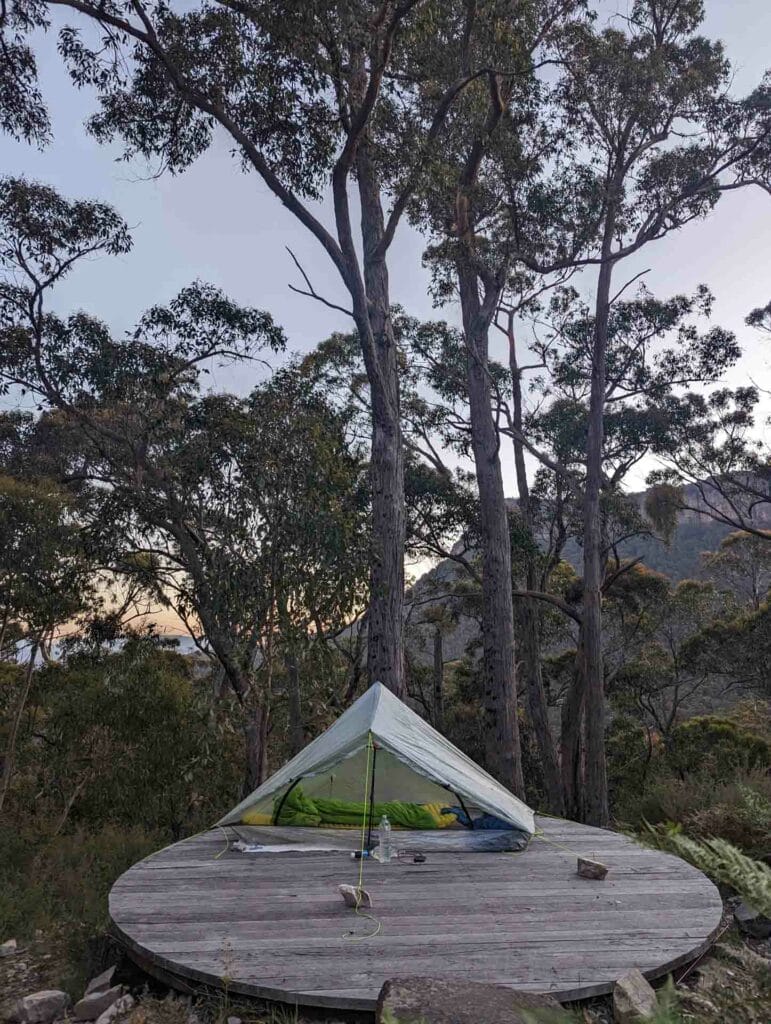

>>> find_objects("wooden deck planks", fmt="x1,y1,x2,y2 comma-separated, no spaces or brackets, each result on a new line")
109,816,723,1011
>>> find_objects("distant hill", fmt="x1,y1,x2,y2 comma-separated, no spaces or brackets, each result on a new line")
560,517,733,581
406,481,769,664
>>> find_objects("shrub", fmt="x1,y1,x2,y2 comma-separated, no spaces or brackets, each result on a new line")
616,772,771,858
0,822,160,993
666,716,770,779
7,640,242,839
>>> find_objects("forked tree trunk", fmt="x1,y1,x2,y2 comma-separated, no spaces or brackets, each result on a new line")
508,322,564,814
244,703,269,792
515,596,564,814
457,259,525,798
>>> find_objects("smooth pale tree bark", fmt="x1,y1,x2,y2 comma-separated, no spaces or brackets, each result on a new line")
341,90,406,697
508,320,564,814
580,225,616,826
457,251,525,797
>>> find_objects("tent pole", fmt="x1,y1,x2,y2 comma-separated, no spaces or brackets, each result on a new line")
365,738,378,850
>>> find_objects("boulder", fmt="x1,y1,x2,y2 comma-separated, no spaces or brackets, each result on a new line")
734,901,771,939
226,1017,242,1024
376,977,561,1024
0,940,17,958
10,991,71,1024
85,967,117,997
73,987,124,1021
577,857,609,880
613,969,657,1024
94,995,134,1024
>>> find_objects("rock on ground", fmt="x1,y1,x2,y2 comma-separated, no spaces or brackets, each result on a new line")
85,967,118,997
376,977,561,1024
9,991,71,1024
612,969,657,1024
734,901,771,940
0,941,17,959
94,994,135,1024
74,986,124,1021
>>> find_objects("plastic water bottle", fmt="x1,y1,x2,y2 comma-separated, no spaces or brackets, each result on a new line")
378,815,392,863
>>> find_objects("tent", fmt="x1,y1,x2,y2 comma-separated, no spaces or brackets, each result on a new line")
217,682,535,840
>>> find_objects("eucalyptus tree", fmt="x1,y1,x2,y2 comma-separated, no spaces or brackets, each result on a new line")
647,385,771,539
700,530,771,612
107,374,370,783
3,342,369,791
0,0,516,698
386,0,588,797
499,3,771,823
0,176,367,786
511,283,741,814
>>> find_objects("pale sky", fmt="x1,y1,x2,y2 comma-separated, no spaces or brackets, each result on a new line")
2,1,770,530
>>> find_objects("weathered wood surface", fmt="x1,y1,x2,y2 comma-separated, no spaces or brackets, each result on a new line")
109,817,723,1012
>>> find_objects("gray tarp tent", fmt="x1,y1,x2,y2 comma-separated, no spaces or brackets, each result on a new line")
218,681,535,836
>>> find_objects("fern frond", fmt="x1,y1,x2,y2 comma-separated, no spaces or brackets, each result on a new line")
641,823,771,916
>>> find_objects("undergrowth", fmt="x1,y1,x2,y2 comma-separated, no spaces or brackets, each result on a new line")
640,822,771,916
0,823,160,993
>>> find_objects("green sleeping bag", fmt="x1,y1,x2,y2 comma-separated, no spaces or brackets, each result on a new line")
272,785,440,829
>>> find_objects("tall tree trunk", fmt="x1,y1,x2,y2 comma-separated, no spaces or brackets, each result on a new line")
560,637,585,820
515,597,564,813
285,650,304,756
356,140,406,698
508,318,564,814
244,703,269,791
433,626,444,733
457,258,525,797
581,236,615,826
366,381,405,697
0,639,38,814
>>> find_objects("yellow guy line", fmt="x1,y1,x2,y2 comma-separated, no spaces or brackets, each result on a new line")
344,731,382,940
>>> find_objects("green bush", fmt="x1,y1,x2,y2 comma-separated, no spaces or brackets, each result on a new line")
7,640,243,839
667,716,770,778
608,709,771,857
617,773,771,858
0,641,253,994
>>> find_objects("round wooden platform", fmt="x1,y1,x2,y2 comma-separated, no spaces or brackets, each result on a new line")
109,818,723,1012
